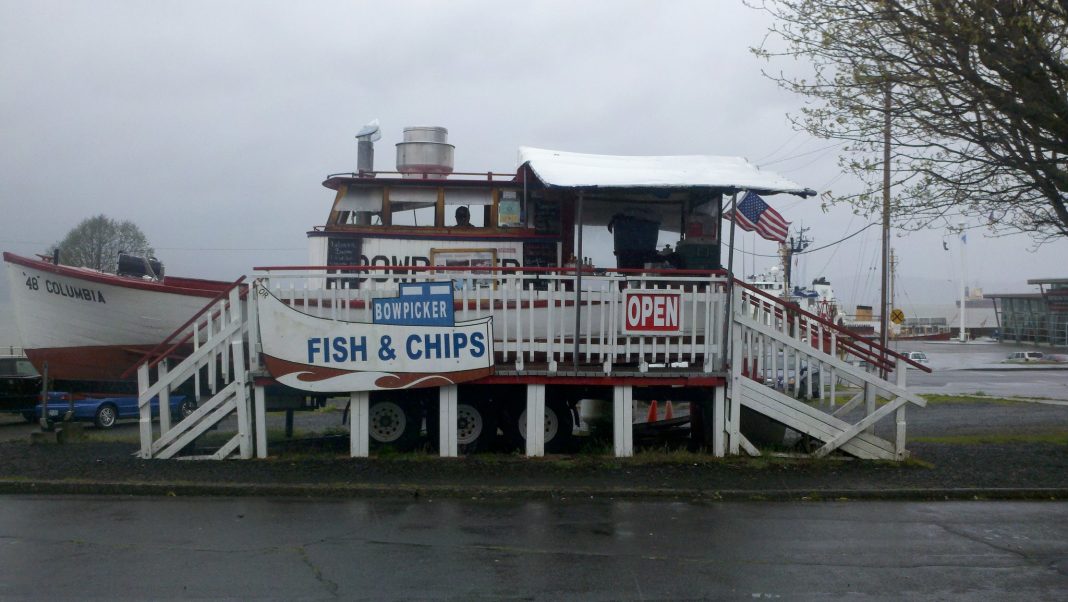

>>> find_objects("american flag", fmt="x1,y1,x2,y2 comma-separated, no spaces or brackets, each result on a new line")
723,190,790,242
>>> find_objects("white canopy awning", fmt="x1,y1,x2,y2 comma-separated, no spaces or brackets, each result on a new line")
518,147,814,197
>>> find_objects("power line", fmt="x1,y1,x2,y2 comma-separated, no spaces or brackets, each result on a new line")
752,130,803,163
728,221,880,258
760,140,849,166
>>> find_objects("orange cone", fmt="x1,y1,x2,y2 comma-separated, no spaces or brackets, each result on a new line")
664,400,674,420
646,399,659,423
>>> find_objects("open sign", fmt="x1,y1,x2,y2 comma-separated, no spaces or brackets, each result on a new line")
623,292,681,333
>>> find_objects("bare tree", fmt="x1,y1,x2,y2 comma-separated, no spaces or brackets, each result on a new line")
749,0,1068,241
52,215,153,273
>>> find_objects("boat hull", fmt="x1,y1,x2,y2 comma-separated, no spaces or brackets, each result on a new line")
4,253,228,382
892,332,953,342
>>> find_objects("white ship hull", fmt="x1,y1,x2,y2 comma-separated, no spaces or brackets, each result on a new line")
3,252,230,381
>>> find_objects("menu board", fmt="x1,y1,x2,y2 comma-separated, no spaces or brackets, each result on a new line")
327,237,360,267
531,199,560,234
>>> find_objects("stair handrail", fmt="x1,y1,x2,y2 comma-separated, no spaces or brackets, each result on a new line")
733,278,932,374
120,275,248,378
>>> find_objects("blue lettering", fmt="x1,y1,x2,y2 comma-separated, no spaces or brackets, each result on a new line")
470,332,486,358
453,332,468,355
406,334,421,360
349,336,367,362
424,334,442,359
332,337,347,362
308,338,321,363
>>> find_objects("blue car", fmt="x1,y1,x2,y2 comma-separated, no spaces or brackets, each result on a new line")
36,392,196,429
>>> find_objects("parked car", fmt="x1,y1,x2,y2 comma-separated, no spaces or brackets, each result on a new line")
36,392,196,429
795,366,821,399
1007,351,1045,363
903,351,930,365
0,355,42,422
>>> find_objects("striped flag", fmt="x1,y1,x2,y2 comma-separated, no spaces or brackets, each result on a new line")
723,190,790,242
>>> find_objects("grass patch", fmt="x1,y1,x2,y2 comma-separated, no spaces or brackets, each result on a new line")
912,432,1068,445
83,430,141,444
920,393,1024,405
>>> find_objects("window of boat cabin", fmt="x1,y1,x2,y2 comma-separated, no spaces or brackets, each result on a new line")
444,187,492,228
335,187,382,225
388,187,437,227
334,184,515,229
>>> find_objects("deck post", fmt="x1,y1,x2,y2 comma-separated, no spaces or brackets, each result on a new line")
573,191,584,373
713,385,726,457
439,385,458,457
728,288,744,454
253,385,267,458
246,282,261,372
158,360,171,434
525,384,546,457
864,381,876,435
612,385,633,457
232,340,252,459
894,358,908,458
349,390,369,458
137,363,152,459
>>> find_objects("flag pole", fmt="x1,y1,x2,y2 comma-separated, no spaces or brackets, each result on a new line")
722,192,739,371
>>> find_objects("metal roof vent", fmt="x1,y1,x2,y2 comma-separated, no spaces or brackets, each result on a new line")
396,126,454,178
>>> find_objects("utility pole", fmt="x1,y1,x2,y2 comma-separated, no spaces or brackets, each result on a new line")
889,248,897,336
880,84,892,363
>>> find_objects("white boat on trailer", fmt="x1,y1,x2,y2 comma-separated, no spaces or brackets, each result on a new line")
3,251,234,383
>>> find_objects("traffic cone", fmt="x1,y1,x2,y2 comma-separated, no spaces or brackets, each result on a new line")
646,399,659,423
664,400,674,420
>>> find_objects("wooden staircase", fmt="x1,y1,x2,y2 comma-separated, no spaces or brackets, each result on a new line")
135,283,257,460
727,281,928,460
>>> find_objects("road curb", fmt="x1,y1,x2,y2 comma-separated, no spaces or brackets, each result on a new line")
1,479,1066,502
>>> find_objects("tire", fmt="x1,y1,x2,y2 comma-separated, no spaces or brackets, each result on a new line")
368,400,421,450
507,399,576,453
177,399,197,419
426,401,497,454
94,403,118,429
457,402,496,453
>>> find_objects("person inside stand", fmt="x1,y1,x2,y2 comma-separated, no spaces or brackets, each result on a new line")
454,205,473,227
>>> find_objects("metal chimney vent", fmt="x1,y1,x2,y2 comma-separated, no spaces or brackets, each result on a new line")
395,126,454,178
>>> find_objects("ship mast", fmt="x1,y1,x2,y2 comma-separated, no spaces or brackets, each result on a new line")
781,226,811,299
959,223,967,342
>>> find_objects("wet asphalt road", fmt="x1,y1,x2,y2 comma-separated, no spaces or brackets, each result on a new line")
1,496,1066,600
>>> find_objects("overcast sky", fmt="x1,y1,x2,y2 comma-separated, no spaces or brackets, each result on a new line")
2,0,1065,344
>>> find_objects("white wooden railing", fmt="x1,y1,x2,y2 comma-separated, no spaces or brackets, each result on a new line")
254,266,729,375
136,284,256,460
728,281,929,460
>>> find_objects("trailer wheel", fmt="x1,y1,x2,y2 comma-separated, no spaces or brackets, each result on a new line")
368,400,420,450
506,399,575,453
426,401,496,454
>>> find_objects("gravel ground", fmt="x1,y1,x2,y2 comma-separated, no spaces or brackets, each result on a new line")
2,426,1067,501
1,438,1066,499
3,397,1067,500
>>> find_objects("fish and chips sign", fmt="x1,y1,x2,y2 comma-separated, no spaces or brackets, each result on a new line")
258,282,493,392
